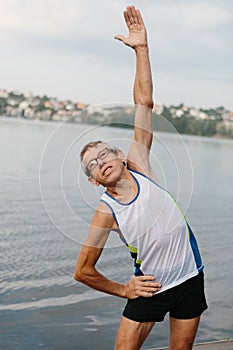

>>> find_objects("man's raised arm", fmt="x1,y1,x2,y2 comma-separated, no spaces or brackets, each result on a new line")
115,6,154,171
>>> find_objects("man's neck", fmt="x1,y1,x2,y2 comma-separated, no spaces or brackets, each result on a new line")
106,170,137,203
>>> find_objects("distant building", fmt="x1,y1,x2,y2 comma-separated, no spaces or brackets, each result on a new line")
0,89,9,98
153,103,164,115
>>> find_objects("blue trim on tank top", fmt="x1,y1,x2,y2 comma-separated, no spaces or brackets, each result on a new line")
187,222,204,271
104,173,140,206
99,199,119,226
128,168,168,192
100,199,130,247
128,168,180,207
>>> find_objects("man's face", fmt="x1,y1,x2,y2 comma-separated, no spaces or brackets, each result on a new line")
82,143,125,186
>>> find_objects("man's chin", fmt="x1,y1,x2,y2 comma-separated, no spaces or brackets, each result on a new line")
100,174,121,187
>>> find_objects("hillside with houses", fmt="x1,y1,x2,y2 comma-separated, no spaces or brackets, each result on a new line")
1,89,232,138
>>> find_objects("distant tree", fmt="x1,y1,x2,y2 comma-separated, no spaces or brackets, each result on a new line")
0,98,7,115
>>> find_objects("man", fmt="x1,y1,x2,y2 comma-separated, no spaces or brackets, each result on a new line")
74,6,207,350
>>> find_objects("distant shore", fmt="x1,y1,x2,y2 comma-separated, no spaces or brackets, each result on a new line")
1,114,233,141
1,88,233,139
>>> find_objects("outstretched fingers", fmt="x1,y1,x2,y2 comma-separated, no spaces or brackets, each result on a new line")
131,6,139,25
135,8,144,26
114,6,136,44
124,6,142,29
114,6,147,48
123,9,131,29
127,6,136,25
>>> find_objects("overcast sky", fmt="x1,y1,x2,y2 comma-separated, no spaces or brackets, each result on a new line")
1,0,233,109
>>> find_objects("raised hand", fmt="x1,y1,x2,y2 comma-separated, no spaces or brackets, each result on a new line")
114,6,147,49
124,275,162,299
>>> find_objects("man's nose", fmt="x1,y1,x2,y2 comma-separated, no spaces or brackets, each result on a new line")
97,159,106,168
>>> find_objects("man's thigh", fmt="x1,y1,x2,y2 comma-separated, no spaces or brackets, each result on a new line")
115,316,155,350
169,316,200,350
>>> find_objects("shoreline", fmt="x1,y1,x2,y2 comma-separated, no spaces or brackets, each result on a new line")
1,115,233,142
148,339,233,350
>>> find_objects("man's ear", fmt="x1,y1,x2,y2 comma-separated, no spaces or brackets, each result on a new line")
88,176,100,186
117,149,126,162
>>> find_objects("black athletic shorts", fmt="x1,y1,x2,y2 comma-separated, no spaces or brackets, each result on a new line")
123,272,208,322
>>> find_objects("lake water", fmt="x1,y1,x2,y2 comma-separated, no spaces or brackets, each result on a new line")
0,117,233,350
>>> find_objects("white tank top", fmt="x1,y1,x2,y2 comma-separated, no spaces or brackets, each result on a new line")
100,169,204,293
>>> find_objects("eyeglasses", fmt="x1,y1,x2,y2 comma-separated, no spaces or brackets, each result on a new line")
86,147,117,173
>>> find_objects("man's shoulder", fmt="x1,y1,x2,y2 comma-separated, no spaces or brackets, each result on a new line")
96,200,113,214
90,200,117,230
127,161,159,183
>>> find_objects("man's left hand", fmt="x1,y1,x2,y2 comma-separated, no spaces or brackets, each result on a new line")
114,6,148,49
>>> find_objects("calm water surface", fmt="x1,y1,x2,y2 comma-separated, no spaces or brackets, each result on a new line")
0,117,233,350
